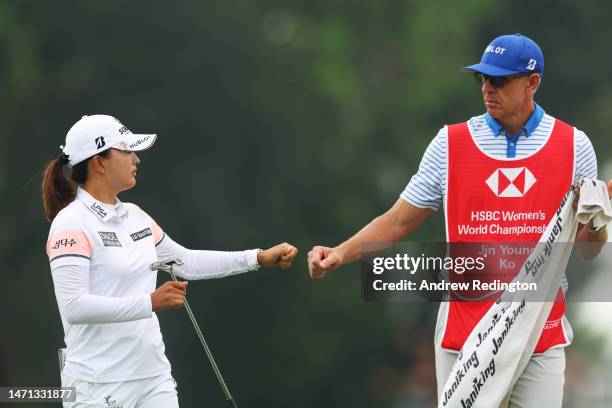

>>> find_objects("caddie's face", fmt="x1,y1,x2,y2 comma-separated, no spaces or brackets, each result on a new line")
103,149,141,192
481,74,536,120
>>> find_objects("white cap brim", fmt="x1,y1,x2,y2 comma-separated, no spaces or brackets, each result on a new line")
113,133,157,152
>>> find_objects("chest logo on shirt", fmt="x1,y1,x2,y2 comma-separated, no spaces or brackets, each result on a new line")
485,167,536,197
98,231,122,247
130,228,152,242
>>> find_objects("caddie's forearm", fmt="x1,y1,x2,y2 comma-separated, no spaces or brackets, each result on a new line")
332,199,432,266
575,223,607,259
335,214,412,265
576,221,608,243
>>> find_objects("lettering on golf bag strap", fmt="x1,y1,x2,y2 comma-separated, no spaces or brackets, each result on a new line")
442,119,574,353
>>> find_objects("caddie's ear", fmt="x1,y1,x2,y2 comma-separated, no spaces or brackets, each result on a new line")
528,73,541,94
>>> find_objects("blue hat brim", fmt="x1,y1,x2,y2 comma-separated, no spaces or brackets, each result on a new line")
461,63,522,76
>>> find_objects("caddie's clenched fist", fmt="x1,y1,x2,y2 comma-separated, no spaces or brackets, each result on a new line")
307,246,343,279
257,243,298,268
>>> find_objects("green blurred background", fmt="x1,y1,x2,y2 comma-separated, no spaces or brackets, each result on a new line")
2,0,612,406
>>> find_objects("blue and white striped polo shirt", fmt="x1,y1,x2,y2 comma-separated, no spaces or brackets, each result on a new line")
401,104,598,210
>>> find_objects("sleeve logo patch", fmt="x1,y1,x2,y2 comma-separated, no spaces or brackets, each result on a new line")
130,228,152,242
98,231,122,247
51,238,77,249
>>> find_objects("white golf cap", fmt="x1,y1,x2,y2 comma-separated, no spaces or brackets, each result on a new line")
62,114,157,167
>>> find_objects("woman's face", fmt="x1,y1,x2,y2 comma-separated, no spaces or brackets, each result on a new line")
101,149,141,192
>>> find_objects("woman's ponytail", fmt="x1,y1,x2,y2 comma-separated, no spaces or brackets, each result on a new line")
41,156,76,222
41,148,110,222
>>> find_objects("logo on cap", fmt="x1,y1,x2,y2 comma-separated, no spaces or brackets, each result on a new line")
526,59,536,70
485,45,506,55
129,135,152,149
95,136,106,149
485,167,536,197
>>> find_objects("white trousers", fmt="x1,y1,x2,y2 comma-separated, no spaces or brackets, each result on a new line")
61,371,179,408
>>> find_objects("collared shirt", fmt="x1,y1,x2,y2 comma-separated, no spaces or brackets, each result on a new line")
47,187,168,382
75,187,129,222
401,110,597,211
47,187,259,382
484,103,545,158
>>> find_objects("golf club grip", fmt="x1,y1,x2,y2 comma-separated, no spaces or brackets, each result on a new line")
227,397,238,408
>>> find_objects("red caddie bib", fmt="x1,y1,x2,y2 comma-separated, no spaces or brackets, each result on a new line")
441,118,574,353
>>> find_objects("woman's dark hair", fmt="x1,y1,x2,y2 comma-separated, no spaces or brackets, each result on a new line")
42,149,111,222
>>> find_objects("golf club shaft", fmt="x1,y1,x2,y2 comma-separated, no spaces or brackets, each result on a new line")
169,270,236,406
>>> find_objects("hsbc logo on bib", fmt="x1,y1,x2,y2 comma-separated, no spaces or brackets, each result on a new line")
485,167,536,197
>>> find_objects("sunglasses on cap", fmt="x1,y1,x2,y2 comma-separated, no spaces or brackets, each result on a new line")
474,72,531,88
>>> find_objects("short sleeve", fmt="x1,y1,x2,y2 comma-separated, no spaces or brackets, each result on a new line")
574,129,598,182
46,228,93,268
148,216,165,246
400,127,447,210
128,203,165,246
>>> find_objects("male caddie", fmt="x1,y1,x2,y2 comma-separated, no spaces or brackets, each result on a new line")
307,33,611,406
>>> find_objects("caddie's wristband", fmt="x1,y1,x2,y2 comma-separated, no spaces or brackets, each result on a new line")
587,224,607,234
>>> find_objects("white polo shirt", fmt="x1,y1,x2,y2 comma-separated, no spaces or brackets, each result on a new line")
47,188,170,382
47,188,259,383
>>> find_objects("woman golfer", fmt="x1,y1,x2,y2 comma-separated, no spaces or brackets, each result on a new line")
42,114,298,407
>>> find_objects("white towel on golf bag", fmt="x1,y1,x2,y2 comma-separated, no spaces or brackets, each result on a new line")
439,179,612,408
576,179,612,228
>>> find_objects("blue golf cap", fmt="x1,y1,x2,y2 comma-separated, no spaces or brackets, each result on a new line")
463,33,544,77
